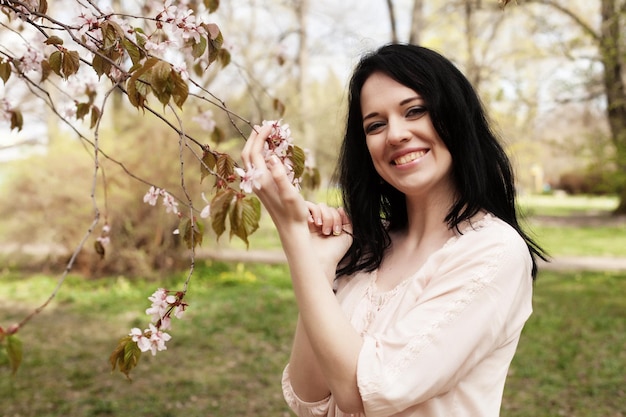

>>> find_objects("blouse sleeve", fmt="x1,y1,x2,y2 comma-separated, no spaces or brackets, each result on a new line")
282,364,332,417
357,222,534,417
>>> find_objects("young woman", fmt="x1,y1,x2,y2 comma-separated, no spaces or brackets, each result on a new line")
241,43,546,417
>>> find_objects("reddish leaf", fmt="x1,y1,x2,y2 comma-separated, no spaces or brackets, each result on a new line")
216,154,235,181
200,150,217,183
38,0,48,14
182,218,205,249
10,110,23,132
61,50,80,79
211,126,225,145
94,239,105,259
210,189,236,239
273,98,286,116
0,60,11,84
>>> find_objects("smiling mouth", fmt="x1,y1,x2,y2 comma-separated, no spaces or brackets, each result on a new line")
392,150,428,166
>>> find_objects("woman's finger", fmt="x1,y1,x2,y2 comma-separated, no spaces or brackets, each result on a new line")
241,123,272,170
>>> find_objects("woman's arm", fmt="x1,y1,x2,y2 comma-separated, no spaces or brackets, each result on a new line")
241,125,364,413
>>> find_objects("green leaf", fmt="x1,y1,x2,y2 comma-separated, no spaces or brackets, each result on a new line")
101,21,125,50
203,0,220,13
289,145,306,180
229,196,261,246
191,36,207,59
210,189,236,240
200,150,217,183
110,335,141,380
48,51,62,76
218,48,231,67
122,38,143,66
44,36,64,45
6,334,23,375
90,106,101,129
40,59,51,82
171,70,188,108
302,167,321,191
273,98,285,116
149,60,172,95
76,102,90,121
92,52,108,79
127,58,158,109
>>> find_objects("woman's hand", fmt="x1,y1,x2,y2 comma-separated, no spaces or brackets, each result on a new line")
241,124,352,275
306,202,353,278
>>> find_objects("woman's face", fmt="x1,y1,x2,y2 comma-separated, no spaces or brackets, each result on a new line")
360,72,455,202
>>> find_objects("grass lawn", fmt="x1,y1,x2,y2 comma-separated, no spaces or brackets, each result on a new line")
1,263,625,417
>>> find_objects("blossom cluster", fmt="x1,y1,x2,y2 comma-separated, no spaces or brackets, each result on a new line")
235,120,299,193
96,223,111,247
129,288,187,356
143,186,180,215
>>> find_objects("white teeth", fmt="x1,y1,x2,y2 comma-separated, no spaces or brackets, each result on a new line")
393,150,427,165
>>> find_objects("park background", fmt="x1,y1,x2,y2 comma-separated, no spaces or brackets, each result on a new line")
1,0,625,416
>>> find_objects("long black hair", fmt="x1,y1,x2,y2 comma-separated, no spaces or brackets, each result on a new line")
335,43,547,279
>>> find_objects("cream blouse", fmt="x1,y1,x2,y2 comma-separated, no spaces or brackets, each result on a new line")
282,214,533,417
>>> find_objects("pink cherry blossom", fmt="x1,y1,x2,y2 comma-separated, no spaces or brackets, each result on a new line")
19,45,44,73
160,190,179,214
129,328,151,352
192,111,216,132
234,166,263,194
146,323,171,356
143,186,160,206
200,192,211,218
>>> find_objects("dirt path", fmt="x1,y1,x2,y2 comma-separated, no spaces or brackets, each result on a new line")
199,249,626,273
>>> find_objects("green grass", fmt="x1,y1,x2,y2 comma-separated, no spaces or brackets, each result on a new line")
528,225,626,257
518,194,619,217
1,264,625,417
503,270,626,417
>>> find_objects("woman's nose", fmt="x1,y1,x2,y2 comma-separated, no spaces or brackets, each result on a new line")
385,118,411,145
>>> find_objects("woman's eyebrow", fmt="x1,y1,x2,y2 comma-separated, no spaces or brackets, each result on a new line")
363,96,422,122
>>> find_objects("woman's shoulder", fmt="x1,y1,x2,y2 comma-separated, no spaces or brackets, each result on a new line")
444,213,530,261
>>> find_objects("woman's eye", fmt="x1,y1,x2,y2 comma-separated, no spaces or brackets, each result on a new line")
364,122,385,134
406,106,427,118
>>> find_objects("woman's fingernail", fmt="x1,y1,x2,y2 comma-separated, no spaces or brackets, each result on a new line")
333,225,342,235
268,154,280,166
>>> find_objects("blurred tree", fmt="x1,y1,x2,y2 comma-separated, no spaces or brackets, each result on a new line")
520,0,626,213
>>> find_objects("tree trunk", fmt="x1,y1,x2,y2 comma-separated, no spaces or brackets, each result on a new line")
408,0,424,45
598,0,626,214
385,0,399,42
